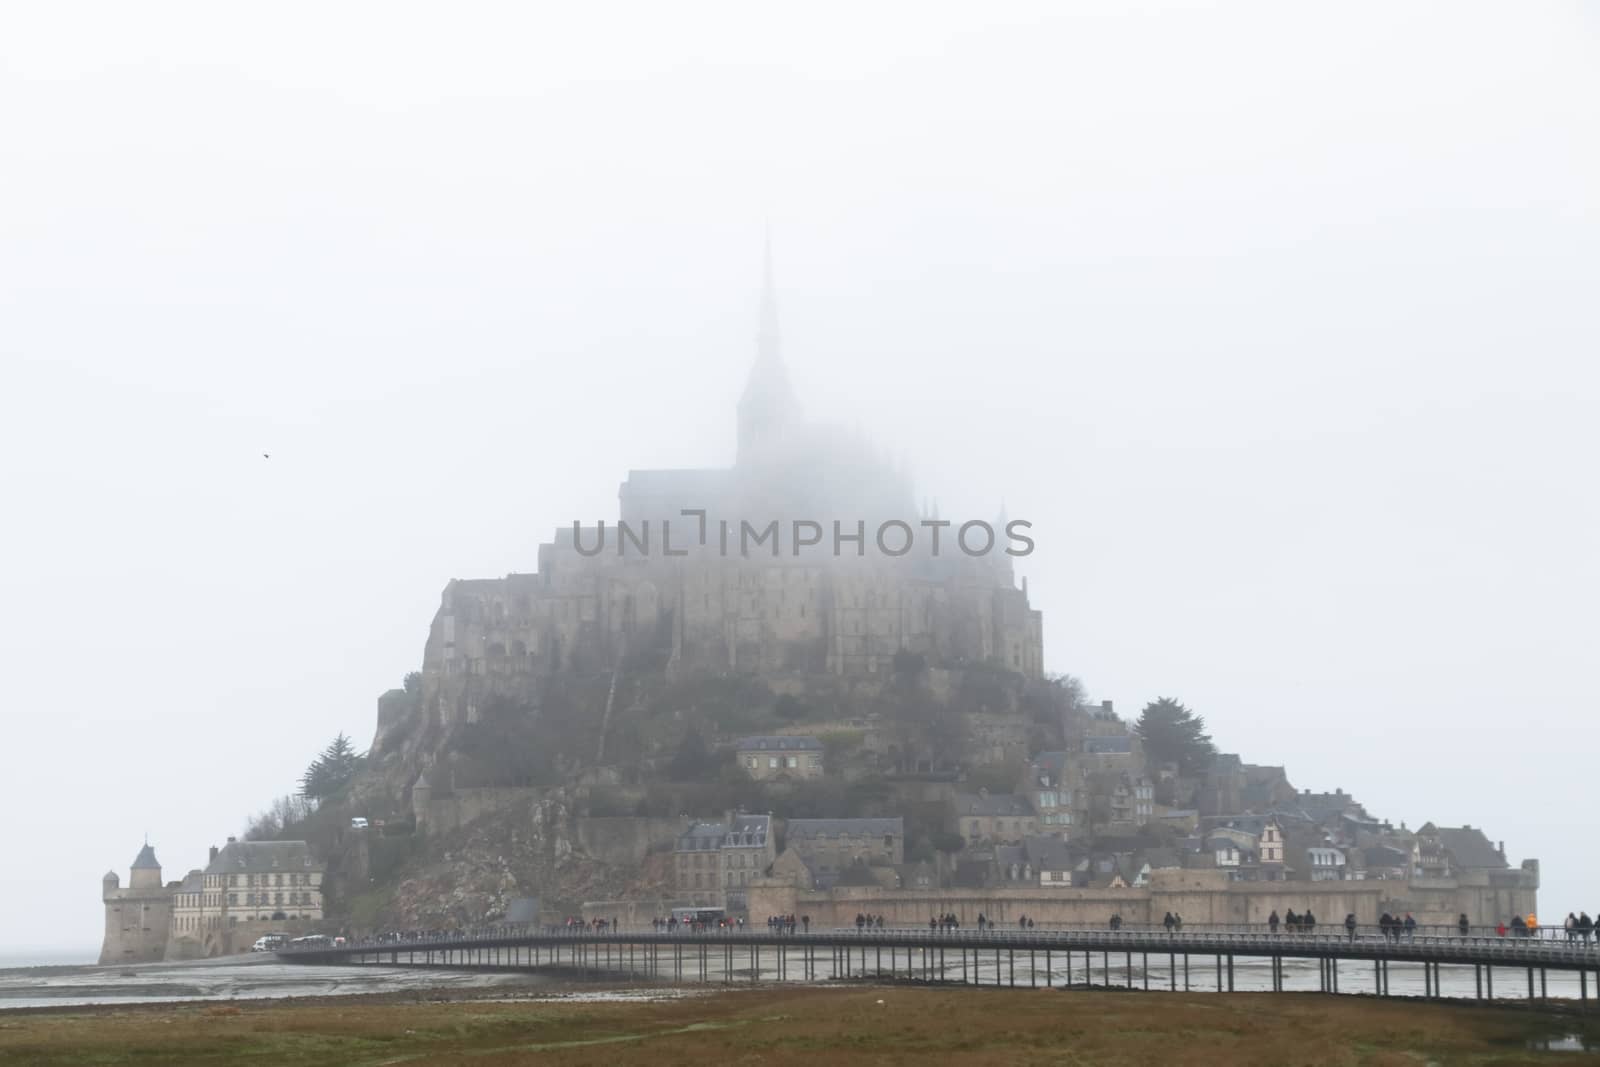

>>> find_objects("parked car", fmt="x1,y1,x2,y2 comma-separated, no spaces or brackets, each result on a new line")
290,934,334,948
350,817,369,830
251,933,289,952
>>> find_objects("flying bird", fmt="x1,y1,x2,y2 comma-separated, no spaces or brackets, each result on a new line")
262,453,271,459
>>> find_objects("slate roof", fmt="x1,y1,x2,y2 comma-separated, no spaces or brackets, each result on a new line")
679,815,771,851
678,822,728,850
1430,826,1506,870
131,843,161,870
1083,736,1133,755
994,844,1029,869
1139,847,1180,870
204,840,319,874
1022,835,1074,871
727,814,771,846
1364,844,1410,868
953,792,1034,817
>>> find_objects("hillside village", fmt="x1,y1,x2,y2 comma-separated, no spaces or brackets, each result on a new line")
98,256,1538,962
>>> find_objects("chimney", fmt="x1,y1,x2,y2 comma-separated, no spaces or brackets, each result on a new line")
226,835,237,844
1498,840,1505,855
208,845,218,863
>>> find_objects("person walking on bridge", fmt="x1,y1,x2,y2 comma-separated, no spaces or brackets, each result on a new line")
1344,913,1357,942
1268,910,1280,934
1402,913,1414,941
1163,912,1175,934
1579,912,1593,943
1565,913,1578,941
1458,913,1470,937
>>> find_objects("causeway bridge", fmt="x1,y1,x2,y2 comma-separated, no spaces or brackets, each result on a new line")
279,925,1600,1006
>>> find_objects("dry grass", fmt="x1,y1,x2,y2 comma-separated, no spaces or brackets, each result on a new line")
1,986,1597,1066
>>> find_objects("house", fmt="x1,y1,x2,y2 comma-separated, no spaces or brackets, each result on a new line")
735,736,824,781
1417,823,1509,874
1023,835,1076,887
673,813,775,912
783,818,903,889
1361,843,1413,881
1107,774,1155,828
1022,751,1077,836
1305,846,1346,881
952,790,1037,844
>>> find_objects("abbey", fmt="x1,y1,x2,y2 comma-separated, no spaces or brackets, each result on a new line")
403,247,1043,736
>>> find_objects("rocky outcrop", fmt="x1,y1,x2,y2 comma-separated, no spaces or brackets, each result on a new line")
379,789,673,930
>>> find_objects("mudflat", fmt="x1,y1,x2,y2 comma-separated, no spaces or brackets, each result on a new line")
1,985,1597,1065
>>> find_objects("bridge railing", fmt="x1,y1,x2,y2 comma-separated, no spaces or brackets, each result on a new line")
280,922,1600,957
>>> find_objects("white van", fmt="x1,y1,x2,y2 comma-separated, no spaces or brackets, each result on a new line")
252,933,288,952
350,817,369,830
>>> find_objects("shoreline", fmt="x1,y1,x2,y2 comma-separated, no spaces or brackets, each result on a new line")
2,985,1596,1065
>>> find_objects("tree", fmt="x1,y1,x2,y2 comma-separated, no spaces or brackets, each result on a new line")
1134,697,1215,776
402,671,422,696
667,725,717,781
773,694,807,721
299,732,364,801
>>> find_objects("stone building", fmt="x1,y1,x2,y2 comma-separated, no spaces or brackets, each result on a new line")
101,837,325,962
99,843,173,964
673,813,775,913
390,251,1044,747
783,817,904,889
952,791,1037,844
736,736,824,781
1021,751,1078,838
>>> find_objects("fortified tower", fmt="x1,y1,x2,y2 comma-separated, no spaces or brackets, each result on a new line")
98,842,175,964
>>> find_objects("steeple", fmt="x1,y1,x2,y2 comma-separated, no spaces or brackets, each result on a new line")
737,231,799,466
758,228,780,365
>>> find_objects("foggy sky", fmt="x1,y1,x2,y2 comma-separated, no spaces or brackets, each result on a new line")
2,1,1596,953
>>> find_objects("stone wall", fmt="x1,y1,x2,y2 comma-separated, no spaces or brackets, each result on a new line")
575,817,690,867
745,868,1526,929
99,884,173,965
423,787,542,835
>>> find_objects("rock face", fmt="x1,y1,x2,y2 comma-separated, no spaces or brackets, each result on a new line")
382,789,672,929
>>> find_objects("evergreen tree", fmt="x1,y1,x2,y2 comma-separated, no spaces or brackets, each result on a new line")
1134,697,1215,776
667,725,716,781
299,732,363,800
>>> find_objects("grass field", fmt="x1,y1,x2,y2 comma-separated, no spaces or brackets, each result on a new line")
1,985,1598,1065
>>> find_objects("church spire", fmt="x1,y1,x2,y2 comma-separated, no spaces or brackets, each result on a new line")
737,231,799,466
758,226,780,364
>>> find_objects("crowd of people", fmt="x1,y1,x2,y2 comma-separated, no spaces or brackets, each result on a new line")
1266,909,1316,933
327,907,1600,948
